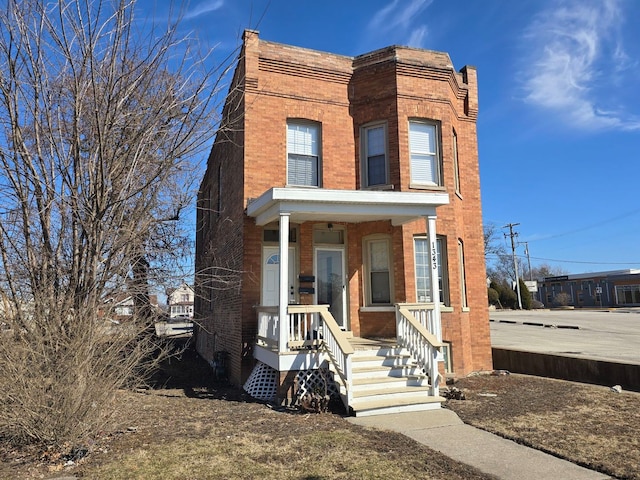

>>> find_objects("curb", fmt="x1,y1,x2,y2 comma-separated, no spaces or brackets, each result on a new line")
490,318,580,330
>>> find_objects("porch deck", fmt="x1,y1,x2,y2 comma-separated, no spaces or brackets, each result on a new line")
250,303,445,416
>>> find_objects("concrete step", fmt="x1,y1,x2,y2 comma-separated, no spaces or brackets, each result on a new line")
350,394,445,417
352,383,432,399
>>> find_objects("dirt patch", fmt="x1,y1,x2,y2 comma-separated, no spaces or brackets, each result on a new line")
1,348,494,480
445,373,640,480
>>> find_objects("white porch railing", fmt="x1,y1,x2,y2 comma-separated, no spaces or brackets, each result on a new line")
315,305,354,408
256,304,354,407
395,303,443,396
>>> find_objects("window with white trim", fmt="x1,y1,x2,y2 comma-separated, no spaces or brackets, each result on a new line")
414,235,449,305
287,121,320,186
453,128,461,194
409,120,441,186
362,123,388,187
458,239,468,308
364,236,392,305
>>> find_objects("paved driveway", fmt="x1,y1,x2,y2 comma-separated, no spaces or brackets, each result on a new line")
489,309,640,365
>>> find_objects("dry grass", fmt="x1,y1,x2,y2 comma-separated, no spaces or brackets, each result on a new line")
0,349,493,480
445,373,640,480
3,349,639,479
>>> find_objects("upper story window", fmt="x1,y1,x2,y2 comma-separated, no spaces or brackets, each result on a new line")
409,120,441,187
453,128,461,195
361,122,388,187
458,238,468,308
287,121,321,187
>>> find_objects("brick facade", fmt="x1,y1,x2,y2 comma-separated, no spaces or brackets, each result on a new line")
195,30,492,387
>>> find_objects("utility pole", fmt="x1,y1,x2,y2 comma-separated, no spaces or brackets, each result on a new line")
523,242,532,281
503,223,522,309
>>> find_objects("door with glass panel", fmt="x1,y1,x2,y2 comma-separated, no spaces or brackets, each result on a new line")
315,248,347,329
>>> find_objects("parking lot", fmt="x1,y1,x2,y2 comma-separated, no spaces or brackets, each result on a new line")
489,309,640,365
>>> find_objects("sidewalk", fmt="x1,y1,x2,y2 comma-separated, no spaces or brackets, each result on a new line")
347,408,610,480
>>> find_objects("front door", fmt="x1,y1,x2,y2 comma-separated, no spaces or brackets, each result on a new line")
262,246,296,306
315,248,347,329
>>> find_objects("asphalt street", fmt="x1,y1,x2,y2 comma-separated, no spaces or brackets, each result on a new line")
489,309,640,365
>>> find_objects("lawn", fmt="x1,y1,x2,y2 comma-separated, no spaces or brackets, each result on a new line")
2,349,638,479
445,373,640,480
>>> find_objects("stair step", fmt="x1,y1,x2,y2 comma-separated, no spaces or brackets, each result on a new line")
352,383,431,398
352,375,428,388
352,347,407,357
340,343,442,417
351,395,445,417
351,355,415,369
351,364,423,379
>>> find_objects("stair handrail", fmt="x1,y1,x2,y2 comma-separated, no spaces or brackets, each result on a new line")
396,305,442,396
316,305,354,409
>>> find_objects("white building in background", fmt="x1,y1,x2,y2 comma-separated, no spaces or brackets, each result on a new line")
167,283,195,319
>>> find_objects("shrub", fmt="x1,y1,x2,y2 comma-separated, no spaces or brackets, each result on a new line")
519,278,532,310
487,287,500,306
553,292,572,307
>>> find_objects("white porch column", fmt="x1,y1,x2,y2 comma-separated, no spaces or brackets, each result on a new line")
278,213,290,353
427,215,442,342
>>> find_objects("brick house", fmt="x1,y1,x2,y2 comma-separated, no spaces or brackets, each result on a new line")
195,30,492,415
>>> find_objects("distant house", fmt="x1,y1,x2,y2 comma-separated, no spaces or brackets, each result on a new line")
167,283,195,319
103,293,159,323
538,269,640,308
195,30,492,415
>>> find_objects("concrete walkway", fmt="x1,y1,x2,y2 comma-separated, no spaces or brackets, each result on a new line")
348,408,610,480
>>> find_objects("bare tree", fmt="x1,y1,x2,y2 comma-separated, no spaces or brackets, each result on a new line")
0,0,230,449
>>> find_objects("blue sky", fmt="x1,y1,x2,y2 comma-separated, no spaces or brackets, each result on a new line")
150,0,640,275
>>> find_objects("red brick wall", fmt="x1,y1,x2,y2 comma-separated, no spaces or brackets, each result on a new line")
195,30,492,387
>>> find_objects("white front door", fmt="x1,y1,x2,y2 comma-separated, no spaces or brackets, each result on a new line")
262,246,296,306
315,248,347,329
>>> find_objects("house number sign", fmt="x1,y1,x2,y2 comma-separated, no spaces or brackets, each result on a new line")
431,240,438,270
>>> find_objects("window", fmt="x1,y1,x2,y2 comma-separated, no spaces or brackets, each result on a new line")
287,121,320,186
409,120,441,186
365,237,392,305
458,239,468,308
452,128,460,194
362,123,388,187
615,285,640,305
441,341,453,373
414,236,449,305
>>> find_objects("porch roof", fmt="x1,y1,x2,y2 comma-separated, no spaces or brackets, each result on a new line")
246,187,450,226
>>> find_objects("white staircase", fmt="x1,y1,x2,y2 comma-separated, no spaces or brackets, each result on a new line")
342,344,444,417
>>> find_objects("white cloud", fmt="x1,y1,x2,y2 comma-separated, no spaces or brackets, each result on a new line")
521,0,640,131
407,26,428,48
184,0,224,21
368,0,432,47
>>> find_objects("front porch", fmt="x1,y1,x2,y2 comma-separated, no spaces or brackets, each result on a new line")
249,303,444,416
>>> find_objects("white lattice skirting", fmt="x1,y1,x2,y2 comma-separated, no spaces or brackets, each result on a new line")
243,362,279,402
295,368,339,399
243,362,340,403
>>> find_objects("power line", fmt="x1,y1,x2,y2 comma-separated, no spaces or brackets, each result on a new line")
486,253,640,266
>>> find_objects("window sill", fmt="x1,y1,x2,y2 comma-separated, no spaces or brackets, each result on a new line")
360,306,395,312
362,184,395,191
462,307,470,312
441,306,454,313
409,183,446,191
